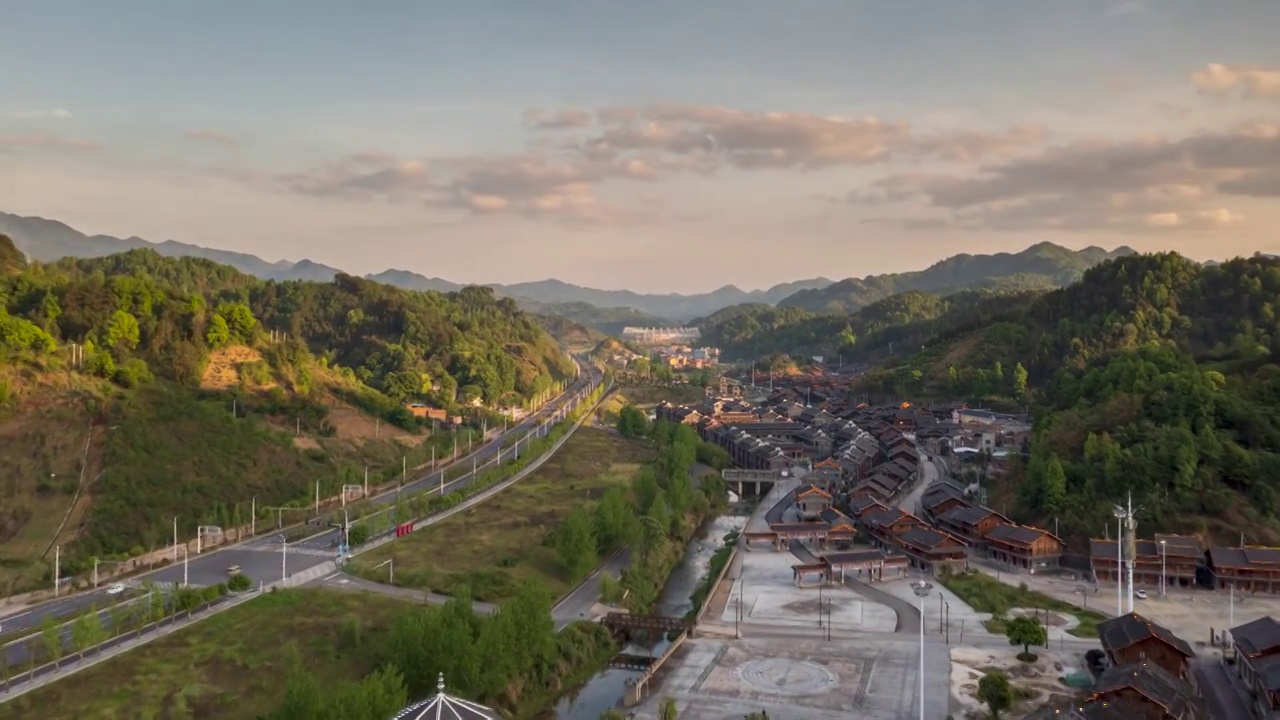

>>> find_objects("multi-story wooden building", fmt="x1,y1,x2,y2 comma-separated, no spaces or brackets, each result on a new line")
985,523,1064,572
860,507,927,549
895,526,969,574
1206,546,1280,593
1091,535,1201,588
1097,613,1196,683
1085,662,1199,720
935,505,1011,548
794,484,833,519
1229,616,1280,718
920,482,971,522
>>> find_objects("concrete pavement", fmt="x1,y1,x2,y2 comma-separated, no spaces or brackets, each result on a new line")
0,365,601,645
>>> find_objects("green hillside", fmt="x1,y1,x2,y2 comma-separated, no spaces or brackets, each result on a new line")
0,235,573,589
865,251,1280,545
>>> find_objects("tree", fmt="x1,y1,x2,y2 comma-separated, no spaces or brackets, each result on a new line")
71,608,105,660
1040,455,1067,516
105,309,141,351
109,601,133,640
1005,616,1047,659
556,507,598,580
1012,362,1028,398
227,573,252,592
347,524,370,546
206,313,231,348
39,616,63,669
617,404,649,438
659,696,679,720
976,671,1013,719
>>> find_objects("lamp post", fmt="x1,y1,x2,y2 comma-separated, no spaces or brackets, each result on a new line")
1111,507,1128,616
1159,539,1167,596
279,535,288,586
912,580,933,720
180,545,189,587
251,496,257,537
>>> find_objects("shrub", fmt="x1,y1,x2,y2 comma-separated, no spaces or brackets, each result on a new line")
227,573,252,592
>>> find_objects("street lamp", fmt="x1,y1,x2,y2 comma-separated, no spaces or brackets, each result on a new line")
278,534,288,586
1159,539,1167,596
92,558,129,588
1112,506,1128,616
912,579,933,720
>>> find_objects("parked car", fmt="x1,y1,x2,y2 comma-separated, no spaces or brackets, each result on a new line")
106,583,126,595
1135,589,1148,599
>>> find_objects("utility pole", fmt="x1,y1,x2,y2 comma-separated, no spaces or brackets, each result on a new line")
251,497,257,536
173,517,179,562
315,481,320,514
54,545,60,597
402,455,406,485
364,466,369,497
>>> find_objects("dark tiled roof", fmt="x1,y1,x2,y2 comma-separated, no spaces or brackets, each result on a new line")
1209,545,1280,568
898,527,962,552
823,550,888,566
1232,616,1280,657
938,505,1003,528
861,508,909,528
1090,661,1194,716
1096,612,1195,659
770,522,829,533
793,483,831,499
849,496,888,516
987,523,1051,546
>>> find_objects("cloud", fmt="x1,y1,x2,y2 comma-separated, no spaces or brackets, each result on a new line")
571,103,1046,171
0,134,100,151
255,103,1048,226
274,152,432,202
11,109,73,120
522,108,593,130
853,121,1280,231
184,129,240,149
1191,63,1280,101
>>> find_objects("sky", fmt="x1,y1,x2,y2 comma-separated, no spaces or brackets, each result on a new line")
2,1,1280,293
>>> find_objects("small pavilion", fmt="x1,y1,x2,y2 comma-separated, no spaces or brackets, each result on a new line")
392,673,500,720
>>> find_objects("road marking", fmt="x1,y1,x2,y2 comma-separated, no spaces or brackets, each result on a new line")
322,572,340,581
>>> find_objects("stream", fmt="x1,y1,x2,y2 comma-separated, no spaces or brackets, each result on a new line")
547,515,743,720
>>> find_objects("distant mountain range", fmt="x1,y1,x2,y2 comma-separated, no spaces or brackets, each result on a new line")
0,211,1139,329
0,211,829,321
775,242,1137,315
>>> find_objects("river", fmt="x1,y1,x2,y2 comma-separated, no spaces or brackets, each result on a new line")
548,514,746,720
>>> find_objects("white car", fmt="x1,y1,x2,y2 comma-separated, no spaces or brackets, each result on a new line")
106,583,126,595
1135,589,1148,600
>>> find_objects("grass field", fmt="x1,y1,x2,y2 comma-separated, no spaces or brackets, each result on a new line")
350,426,657,603
0,589,414,720
939,569,1106,639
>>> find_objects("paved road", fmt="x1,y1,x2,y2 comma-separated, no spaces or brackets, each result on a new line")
1195,658,1252,720
0,364,601,639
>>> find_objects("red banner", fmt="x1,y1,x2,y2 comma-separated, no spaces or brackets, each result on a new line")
395,522,415,537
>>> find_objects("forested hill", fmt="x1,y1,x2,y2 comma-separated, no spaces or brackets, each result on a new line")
3,242,574,402
695,289,1036,361
775,242,1133,314
0,234,573,570
865,251,1280,546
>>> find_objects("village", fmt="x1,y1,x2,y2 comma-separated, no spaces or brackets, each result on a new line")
640,374,1280,719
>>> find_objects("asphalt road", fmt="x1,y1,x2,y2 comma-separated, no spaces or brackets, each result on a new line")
1195,657,1252,720
0,364,601,640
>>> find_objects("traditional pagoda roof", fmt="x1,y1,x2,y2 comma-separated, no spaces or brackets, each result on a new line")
392,673,499,720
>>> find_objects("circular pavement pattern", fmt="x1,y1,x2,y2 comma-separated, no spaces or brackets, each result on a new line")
733,658,839,695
